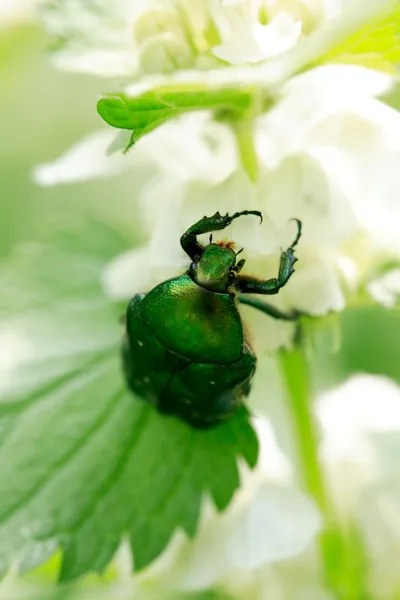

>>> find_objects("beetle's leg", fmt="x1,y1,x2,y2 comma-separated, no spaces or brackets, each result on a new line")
239,296,299,321
180,210,263,260
236,219,301,295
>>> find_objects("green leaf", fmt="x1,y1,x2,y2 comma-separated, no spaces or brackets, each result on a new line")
97,84,255,148
0,220,258,581
315,4,400,73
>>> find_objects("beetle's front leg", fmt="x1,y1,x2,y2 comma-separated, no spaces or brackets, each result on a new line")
180,210,263,260
237,219,302,295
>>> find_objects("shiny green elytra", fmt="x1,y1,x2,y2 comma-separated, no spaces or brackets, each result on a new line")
122,210,301,428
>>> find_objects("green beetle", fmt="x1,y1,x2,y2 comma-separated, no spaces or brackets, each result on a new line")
122,210,301,428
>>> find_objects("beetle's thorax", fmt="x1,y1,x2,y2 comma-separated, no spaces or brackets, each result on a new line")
190,244,237,293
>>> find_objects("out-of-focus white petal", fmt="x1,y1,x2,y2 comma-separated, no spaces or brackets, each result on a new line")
283,64,392,104
33,114,236,190
39,0,148,76
335,254,359,291
304,101,400,254
143,115,238,186
240,302,295,353
32,130,130,186
254,13,303,58
102,242,180,301
309,97,400,153
283,250,345,314
227,483,321,569
258,65,394,164
252,416,293,481
347,151,400,253
140,176,188,270
173,518,232,591
257,153,357,249
213,12,302,65
102,246,153,300
0,0,36,25
52,49,138,77
317,375,400,462
367,269,400,308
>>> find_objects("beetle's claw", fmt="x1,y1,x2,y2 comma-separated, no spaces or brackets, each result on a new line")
289,218,302,249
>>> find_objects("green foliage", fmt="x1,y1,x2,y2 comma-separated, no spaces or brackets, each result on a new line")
97,85,255,149
315,4,400,73
0,221,258,581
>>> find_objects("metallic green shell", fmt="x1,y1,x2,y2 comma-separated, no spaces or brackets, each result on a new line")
141,274,243,364
123,280,256,428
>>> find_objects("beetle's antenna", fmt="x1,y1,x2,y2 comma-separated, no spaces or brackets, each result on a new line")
209,234,213,243
236,248,244,257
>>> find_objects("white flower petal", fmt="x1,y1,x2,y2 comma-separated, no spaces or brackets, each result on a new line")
0,0,36,25
227,483,321,569
254,13,303,58
309,97,400,153
367,269,400,308
283,250,346,314
102,239,181,301
32,130,130,186
283,64,393,103
241,302,295,353
213,13,302,65
148,115,238,185
346,151,400,253
252,416,292,481
102,246,153,301
317,375,400,462
51,49,139,77
258,65,394,164
173,519,232,591
257,153,357,249
39,0,147,76
140,176,188,270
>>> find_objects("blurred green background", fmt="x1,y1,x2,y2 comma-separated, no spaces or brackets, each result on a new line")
0,23,145,258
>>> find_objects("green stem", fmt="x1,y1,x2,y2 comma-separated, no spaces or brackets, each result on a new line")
233,120,259,184
278,343,370,599
278,345,329,512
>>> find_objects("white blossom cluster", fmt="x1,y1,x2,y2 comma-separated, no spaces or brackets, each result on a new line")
36,1,400,353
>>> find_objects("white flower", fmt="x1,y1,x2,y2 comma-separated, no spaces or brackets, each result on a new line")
38,0,394,76
34,63,400,351
35,1,400,349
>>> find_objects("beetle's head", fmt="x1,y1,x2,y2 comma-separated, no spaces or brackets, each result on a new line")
190,241,245,293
